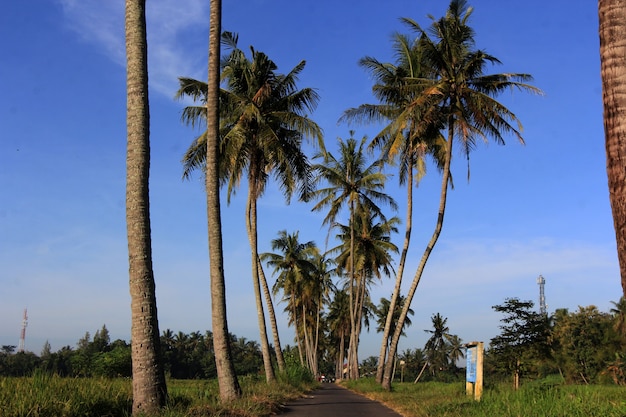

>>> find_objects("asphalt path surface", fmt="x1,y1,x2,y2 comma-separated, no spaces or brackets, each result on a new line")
279,383,404,417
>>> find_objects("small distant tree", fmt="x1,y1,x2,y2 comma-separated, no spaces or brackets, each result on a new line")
1,345,16,354
489,298,551,389
93,324,111,352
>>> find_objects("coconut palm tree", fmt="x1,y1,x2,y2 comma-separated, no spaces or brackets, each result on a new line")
262,230,316,366
326,289,351,379
423,313,451,376
177,33,323,382
382,0,541,390
263,232,334,375
204,2,241,399
599,0,626,297
375,295,414,382
124,0,167,412
342,27,447,385
330,207,399,378
375,295,414,345
312,132,397,379
303,249,336,376
446,334,465,366
610,297,626,337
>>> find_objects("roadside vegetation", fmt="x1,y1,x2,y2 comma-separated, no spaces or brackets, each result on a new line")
0,370,317,417
343,377,626,417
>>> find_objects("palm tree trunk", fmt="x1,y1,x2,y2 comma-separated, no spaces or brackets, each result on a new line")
413,361,428,383
600,0,626,297
347,198,357,379
292,291,305,365
382,122,454,391
246,187,276,382
376,163,414,383
257,257,286,372
351,271,368,379
302,303,312,370
338,332,345,379
124,1,167,413
313,295,321,376
205,0,241,400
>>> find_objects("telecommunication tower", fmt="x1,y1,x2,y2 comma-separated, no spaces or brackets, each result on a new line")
537,275,547,315
17,308,28,353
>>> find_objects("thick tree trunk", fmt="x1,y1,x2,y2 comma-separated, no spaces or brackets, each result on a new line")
206,0,241,400
124,0,167,413
246,188,276,382
600,0,626,297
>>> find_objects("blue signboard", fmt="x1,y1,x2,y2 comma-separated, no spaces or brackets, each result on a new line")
466,346,476,383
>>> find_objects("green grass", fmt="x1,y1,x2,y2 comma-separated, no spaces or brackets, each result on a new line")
342,378,626,417
0,372,132,417
3,372,625,417
0,373,316,417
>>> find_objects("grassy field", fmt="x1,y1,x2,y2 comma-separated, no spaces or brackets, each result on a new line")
0,372,315,417
342,377,626,417
2,373,626,417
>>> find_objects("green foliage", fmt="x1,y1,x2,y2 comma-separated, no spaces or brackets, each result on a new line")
0,372,132,417
277,362,316,389
551,306,620,384
0,374,317,417
488,298,551,385
421,313,464,380
345,378,626,417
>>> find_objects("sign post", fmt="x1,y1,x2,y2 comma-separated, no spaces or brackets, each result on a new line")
465,341,484,401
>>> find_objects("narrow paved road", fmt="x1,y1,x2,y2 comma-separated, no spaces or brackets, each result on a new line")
279,383,403,417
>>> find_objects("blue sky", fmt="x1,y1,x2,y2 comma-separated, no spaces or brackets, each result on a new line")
0,0,619,360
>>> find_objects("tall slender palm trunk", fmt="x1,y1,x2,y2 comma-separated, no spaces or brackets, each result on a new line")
337,332,346,379
291,291,305,365
382,123,454,391
257,259,286,371
376,164,414,383
346,198,359,379
124,1,167,413
599,0,626,297
206,0,241,401
246,184,276,382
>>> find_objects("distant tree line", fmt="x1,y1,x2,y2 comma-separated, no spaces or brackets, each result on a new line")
0,325,291,379
486,297,626,387
3,297,626,388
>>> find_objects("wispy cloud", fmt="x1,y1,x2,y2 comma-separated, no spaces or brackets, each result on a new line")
58,0,209,97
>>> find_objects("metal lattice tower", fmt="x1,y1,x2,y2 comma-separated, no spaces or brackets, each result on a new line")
537,275,547,315
17,309,27,353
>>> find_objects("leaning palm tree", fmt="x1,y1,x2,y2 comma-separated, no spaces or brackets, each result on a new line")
312,132,397,379
599,0,626,297
177,34,323,382
342,28,447,385
422,313,451,377
375,295,414,382
381,0,542,390
124,0,167,412
375,295,414,347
